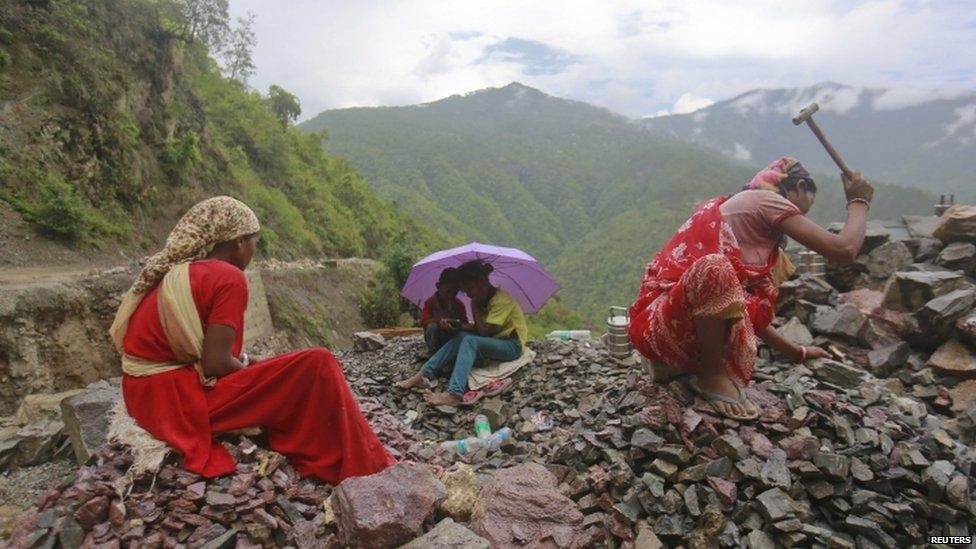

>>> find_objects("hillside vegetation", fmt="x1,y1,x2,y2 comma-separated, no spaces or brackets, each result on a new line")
0,0,437,259
301,83,936,324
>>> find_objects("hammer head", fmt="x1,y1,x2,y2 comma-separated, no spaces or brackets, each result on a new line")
792,102,820,125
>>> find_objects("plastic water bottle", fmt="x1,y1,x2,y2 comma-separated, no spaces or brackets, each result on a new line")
485,427,512,450
547,330,592,342
439,437,485,456
474,414,491,438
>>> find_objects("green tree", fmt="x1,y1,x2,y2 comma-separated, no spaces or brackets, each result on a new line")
178,0,230,53
268,85,301,127
221,12,255,84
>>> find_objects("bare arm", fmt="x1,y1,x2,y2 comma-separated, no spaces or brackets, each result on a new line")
470,303,503,337
758,325,829,362
778,171,874,264
200,324,245,378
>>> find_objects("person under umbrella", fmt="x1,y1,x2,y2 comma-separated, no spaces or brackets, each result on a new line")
397,260,527,405
419,267,468,356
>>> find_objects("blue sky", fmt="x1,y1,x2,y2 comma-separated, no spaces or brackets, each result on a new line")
229,0,976,120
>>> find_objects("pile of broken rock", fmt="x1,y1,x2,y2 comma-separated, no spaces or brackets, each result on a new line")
3,207,976,548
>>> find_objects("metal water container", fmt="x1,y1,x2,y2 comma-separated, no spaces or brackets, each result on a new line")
799,250,825,277
605,306,632,359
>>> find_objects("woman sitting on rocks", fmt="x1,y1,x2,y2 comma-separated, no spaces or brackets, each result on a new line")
397,260,527,405
629,157,875,421
110,196,393,484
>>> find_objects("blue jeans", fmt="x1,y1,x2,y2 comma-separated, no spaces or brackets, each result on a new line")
421,331,522,397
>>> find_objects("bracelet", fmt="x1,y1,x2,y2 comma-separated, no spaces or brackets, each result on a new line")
799,346,807,363
847,198,870,210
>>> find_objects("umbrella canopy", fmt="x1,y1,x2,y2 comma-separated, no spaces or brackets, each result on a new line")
401,242,560,315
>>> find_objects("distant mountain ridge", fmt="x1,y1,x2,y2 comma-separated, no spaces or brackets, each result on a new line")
642,82,976,201
301,82,936,322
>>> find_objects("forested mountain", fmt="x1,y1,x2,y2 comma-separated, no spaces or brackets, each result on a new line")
643,82,976,202
0,0,437,259
301,83,935,323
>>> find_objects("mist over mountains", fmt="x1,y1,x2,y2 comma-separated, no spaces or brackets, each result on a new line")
643,82,976,202
301,82,940,322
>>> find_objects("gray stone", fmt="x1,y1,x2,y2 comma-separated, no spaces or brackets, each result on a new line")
866,241,914,280
712,434,748,461
14,389,83,426
478,398,514,429
813,453,850,481
630,428,664,452
399,518,489,549
778,317,814,347
867,342,911,376
760,449,790,489
933,204,976,243
634,521,664,549
809,359,869,389
915,289,976,346
811,304,866,341
60,380,120,464
915,237,944,262
745,529,777,549
937,242,976,274
921,460,955,500
958,311,976,347
756,488,801,522
882,270,971,312
843,516,896,547
353,331,386,351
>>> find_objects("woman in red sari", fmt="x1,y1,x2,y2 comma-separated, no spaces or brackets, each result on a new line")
109,196,393,483
629,158,875,420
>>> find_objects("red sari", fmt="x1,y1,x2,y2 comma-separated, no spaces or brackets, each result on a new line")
121,260,394,483
628,197,781,385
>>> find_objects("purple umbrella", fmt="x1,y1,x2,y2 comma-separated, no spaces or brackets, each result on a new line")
401,242,560,315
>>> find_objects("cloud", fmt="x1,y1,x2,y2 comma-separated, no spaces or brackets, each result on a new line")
228,0,976,120
671,92,713,114
479,37,580,76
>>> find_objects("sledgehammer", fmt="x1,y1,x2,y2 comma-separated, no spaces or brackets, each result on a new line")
792,102,853,178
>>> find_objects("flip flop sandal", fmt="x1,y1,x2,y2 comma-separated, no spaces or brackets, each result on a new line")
461,390,484,406
687,376,759,421
481,378,514,397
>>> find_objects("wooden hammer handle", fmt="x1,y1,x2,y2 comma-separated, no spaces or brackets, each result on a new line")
804,118,853,178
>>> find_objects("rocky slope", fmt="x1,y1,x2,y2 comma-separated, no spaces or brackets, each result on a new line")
4,206,976,548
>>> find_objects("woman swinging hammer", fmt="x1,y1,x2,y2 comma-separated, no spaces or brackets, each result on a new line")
110,196,393,484
628,158,875,421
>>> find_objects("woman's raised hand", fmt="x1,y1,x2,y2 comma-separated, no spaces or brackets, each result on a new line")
842,170,874,204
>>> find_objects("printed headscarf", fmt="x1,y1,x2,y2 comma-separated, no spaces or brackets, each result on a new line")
743,157,812,196
129,196,260,295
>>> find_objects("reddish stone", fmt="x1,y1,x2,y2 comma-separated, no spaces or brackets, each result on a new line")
470,463,584,548
707,476,738,505
108,499,125,527
333,463,446,549
75,495,109,530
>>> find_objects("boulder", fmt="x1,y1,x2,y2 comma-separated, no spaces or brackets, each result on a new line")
0,420,64,470
936,242,976,275
778,275,835,310
839,289,884,315
926,339,976,379
825,258,867,293
470,463,583,547
14,389,83,426
933,205,976,243
865,241,914,280
333,462,447,549
914,289,976,348
882,270,971,312
353,331,386,352
60,380,120,464
811,304,866,341
398,518,489,549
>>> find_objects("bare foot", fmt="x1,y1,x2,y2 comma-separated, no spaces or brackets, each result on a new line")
424,392,462,405
396,371,425,390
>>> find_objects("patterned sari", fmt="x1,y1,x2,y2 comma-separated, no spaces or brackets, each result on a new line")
628,197,780,385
